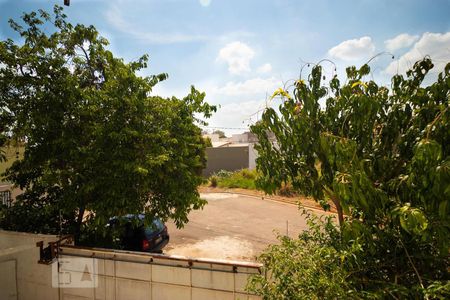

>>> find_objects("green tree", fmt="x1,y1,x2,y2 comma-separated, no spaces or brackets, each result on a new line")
0,138,5,162
0,6,215,241
212,130,226,138
250,59,449,297
204,136,213,147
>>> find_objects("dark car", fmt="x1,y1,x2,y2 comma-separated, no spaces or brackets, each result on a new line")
108,214,169,253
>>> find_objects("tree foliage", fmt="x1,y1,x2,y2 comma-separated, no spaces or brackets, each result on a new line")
248,210,359,299
212,129,226,138
250,59,449,298
0,6,215,240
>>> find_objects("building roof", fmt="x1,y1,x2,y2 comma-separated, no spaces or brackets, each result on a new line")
226,143,250,147
211,141,231,148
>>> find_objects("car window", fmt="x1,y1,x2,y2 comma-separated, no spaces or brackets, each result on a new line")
144,219,165,237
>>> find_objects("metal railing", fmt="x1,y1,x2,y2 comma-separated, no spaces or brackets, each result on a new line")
36,235,73,264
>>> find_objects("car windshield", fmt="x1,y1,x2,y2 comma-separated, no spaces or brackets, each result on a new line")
144,219,165,237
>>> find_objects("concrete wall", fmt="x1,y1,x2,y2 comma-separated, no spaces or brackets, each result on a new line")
203,146,249,177
0,230,262,300
0,230,59,300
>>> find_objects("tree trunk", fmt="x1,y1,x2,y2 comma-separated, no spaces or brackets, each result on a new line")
333,198,344,227
74,205,85,245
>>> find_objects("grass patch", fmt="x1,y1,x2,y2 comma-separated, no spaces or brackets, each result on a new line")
209,169,258,190
207,169,300,198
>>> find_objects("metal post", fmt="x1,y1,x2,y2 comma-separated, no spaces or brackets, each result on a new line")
286,220,289,237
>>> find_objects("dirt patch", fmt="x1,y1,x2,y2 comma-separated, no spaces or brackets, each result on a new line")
165,236,255,261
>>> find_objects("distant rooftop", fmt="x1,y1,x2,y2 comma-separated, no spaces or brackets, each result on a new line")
211,141,231,148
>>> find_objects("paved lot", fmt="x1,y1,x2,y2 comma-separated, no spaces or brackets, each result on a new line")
164,193,331,261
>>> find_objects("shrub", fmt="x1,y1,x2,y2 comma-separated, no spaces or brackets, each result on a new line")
209,169,298,193
277,183,296,197
248,210,450,299
247,210,359,299
209,175,218,187
239,168,257,179
217,169,258,189
207,169,259,189
214,169,233,178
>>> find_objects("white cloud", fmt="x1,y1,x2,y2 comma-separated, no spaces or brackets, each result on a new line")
217,41,255,75
385,32,450,75
328,36,375,61
213,77,281,96
257,63,272,74
199,0,211,7
105,5,207,44
385,33,419,52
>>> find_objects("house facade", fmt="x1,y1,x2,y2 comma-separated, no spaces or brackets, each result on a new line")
0,182,20,207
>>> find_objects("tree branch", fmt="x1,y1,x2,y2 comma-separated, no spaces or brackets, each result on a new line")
398,238,426,295
426,106,448,140
79,44,96,84
323,186,344,226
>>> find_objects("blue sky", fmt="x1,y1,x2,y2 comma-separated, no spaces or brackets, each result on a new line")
1,0,449,134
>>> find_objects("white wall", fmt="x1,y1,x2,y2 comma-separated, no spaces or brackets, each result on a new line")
0,182,22,205
203,134,220,142
230,133,247,143
0,230,262,300
58,246,261,300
